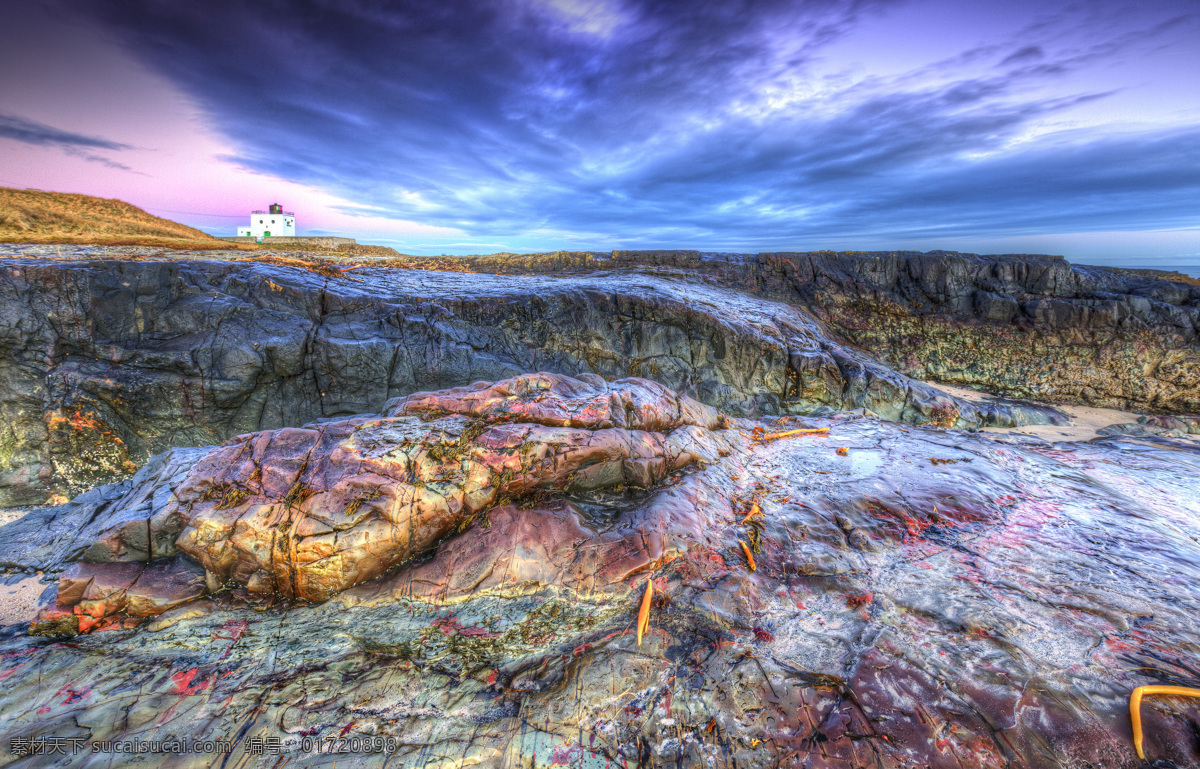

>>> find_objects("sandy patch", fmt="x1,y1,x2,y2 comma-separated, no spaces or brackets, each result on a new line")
0,506,37,527
0,573,49,627
926,381,1186,442
0,507,53,628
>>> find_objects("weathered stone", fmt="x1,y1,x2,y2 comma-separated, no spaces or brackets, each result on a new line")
161,374,735,601
1139,414,1193,433
395,249,1200,413
389,371,726,432
27,606,78,637
123,556,207,617
974,289,1019,322
145,597,214,632
0,247,1198,768
64,560,144,618
17,248,1195,502
2,400,1197,767
1097,421,1187,438
13,373,734,608
0,447,206,571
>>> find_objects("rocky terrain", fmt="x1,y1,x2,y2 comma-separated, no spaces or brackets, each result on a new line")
379,249,1200,413
0,245,1197,767
9,245,1196,505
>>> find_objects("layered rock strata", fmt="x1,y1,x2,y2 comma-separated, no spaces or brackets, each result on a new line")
385,249,1200,412
0,249,1080,504
16,373,736,625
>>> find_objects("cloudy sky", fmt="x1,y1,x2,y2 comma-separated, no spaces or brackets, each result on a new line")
1,0,1197,267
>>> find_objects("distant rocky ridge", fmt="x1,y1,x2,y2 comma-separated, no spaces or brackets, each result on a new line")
0,245,1195,505
215,236,401,257
380,249,1200,411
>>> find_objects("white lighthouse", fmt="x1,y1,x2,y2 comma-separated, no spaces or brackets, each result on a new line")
237,203,295,238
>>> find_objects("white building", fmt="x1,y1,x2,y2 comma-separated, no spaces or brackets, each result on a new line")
237,203,295,238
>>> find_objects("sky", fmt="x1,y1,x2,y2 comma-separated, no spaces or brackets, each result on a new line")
1,0,1198,270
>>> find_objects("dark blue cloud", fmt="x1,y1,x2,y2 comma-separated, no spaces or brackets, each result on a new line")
0,113,135,170
999,46,1044,66
49,0,1200,249
0,113,130,151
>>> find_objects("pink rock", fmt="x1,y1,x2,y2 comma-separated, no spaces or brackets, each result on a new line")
124,557,207,617
165,374,734,602
391,372,725,432
60,561,145,618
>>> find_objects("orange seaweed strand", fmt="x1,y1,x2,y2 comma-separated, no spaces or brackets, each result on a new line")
1130,685,1200,759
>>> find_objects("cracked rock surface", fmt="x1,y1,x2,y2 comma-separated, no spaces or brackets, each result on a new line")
1,370,1199,767
393,249,1200,413
0,246,1120,504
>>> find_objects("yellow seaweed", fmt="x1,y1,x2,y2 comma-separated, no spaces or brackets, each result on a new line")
739,539,756,571
758,427,830,442
740,503,761,524
1130,684,1200,759
637,578,653,646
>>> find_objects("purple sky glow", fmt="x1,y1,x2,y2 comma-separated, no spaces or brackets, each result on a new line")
1,0,1197,269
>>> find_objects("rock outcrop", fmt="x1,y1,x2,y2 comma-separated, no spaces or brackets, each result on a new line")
170,373,731,603
13,373,737,622
384,249,1200,412
1,373,1199,768
0,248,1095,504
2,245,1199,768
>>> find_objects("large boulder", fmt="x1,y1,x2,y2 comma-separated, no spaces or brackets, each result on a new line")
27,373,738,621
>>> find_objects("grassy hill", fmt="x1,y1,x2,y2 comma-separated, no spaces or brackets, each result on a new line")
0,187,247,249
